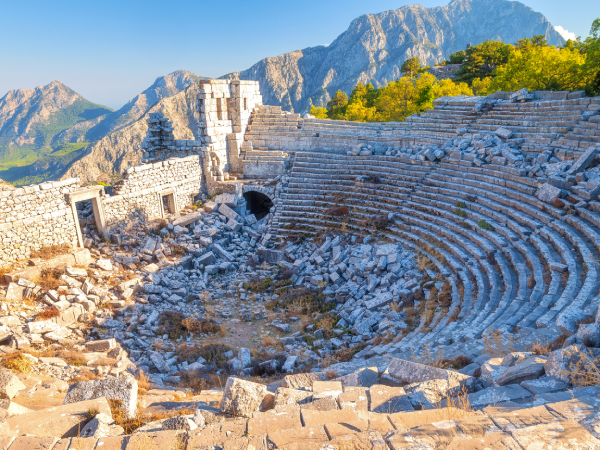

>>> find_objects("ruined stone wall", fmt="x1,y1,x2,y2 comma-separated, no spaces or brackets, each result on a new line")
0,179,80,266
197,80,262,178
104,155,202,227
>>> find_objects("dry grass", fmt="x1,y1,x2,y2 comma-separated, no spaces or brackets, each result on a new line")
30,244,72,260
0,266,13,285
482,329,522,358
435,386,475,420
58,350,88,367
108,398,195,435
35,306,60,321
566,348,600,388
1,353,33,373
529,334,567,356
35,268,63,291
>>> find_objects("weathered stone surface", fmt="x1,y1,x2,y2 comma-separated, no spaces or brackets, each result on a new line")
537,182,562,203
248,409,302,435
221,377,268,418
520,376,568,395
335,366,379,388
6,397,112,438
496,356,546,386
267,425,329,450
577,323,600,348
367,384,413,413
483,404,562,431
64,376,138,418
338,387,369,410
467,385,532,408
385,358,474,390
511,419,600,449
544,345,585,383
300,408,358,427
187,419,248,448
84,338,117,353
282,372,328,390
274,387,312,407
0,372,25,399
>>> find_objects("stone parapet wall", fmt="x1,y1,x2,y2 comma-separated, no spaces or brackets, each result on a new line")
105,155,202,227
0,178,81,265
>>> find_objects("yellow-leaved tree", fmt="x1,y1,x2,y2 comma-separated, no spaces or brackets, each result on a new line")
309,105,328,119
375,73,473,122
488,45,589,92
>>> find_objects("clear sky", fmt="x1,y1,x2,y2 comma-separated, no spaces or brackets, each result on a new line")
1,0,598,110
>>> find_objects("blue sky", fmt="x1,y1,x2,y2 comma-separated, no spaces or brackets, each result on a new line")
1,0,598,110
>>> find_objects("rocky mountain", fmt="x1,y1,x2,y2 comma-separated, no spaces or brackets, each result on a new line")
61,83,200,185
0,81,112,184
223,0,565,113
0,71,202,186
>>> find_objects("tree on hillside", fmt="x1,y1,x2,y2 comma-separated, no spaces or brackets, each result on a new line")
326,90,349,120
448,50,466,64
488,44,588,92
376,72,472,122
583,18,600,95
455,40,513,84
401,57,421,76
309,105,328,119
516,35,548,50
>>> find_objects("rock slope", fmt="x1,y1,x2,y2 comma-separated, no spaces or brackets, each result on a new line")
223,0,565,113
61,83,200,185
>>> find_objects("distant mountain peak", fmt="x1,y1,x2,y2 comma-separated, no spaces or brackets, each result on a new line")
224,0,564,113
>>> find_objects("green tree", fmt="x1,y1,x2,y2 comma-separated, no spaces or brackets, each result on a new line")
326,90,349,120
448,50,466,64
516,35,548,50
455,40,514,84
401,57,421,76
584,18,600,95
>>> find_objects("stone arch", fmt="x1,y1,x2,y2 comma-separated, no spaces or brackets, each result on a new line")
243,187,274,220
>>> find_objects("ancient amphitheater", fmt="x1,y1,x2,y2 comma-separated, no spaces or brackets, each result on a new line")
0,79,600,448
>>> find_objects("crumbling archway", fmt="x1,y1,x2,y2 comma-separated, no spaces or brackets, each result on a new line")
243,190,273,220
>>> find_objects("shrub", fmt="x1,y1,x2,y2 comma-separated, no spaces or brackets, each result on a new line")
30,244,72,260
1,353,33,373
455,209,466,217
359,215,389,230
478,220,494,231
455,201,467,208
324,206,349,217
268,287,335,314
36,307,60,321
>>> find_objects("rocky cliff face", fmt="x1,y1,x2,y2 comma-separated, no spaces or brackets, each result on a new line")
0,81,111,161
223,0,565,113
84,70,203,141
61,84,200,185
0,71,202,186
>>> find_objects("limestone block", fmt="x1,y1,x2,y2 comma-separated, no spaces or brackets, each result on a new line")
266,425,329,450
218,203,238,221
335,367,379,388
7,397,112,438
4,283,24,302
64,375,138,419
520,376,567,395
467,385,532,408
273,387,313,407
495,127,513,140
511,420,600,449
385,357,474,390
0,372,25,399
577,323,600,347
248,409,302,435
536,183,562,204
282,372,328,390
496,356,547,386
544,345,586,383
367,385,413,413
221,377,268,418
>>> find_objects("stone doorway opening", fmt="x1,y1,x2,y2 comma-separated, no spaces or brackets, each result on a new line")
67,186,107,248
243,191,273,220
161,191,177,217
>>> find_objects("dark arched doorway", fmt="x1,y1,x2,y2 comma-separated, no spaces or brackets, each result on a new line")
244,191,273,220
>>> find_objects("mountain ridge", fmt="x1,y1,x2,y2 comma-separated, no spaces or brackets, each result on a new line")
222,0,565,113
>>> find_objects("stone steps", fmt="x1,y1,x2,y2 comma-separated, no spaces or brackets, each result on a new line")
272,150,600,341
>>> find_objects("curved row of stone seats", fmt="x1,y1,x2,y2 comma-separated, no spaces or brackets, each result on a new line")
472,97,600,157
276,154,511,339
424,162,599,333
273,151,600,347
